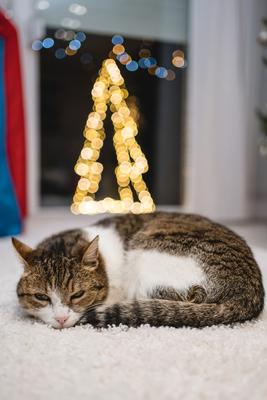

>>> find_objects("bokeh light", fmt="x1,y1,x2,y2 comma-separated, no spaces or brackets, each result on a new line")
172,56,185,68
42,37,54,48
148,66,157,75
32,40,43,51
126,61,139,72
75,31,86,42
55,48,66,59
72,58,155,215
69,39,81,50
64,30,76,41
166,69,176,81
54,29,66,39
139,48,151,58
69,3,87,16
112,35,124,45
61,17,81,29
35,0,50,10
172,50,184,58
65,47,77,56
144,57,157,68
113,44,125,55
118,53,131,65
155,67,168,78
138,58,148,69
33,27,186,79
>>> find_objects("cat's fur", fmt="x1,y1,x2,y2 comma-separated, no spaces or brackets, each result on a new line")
13,212,264,329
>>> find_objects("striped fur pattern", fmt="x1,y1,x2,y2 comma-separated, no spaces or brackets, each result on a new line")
13,212,264,329
13,232,108,328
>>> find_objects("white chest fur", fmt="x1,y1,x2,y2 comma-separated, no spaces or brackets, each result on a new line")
83,225,126,303
83,225,205,302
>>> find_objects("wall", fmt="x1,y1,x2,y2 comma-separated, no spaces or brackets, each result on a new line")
255,0,267,217
35,0,188,44
185,0,267,221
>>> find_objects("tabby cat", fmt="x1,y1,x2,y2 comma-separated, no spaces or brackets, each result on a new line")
12,212,264,329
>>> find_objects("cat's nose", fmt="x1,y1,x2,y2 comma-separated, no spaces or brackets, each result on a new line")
55,315,69,326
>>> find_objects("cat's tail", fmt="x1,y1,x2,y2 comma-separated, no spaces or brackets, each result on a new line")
81,297,264,329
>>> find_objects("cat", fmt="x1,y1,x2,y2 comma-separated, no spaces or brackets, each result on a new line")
12,212,264,329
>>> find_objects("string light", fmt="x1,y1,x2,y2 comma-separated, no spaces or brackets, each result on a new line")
33,30,185,74
110,36,183,81
69,39,81,50
172,56,185,68
69,3,87,16
61,17,81,29
112,35,124,45
55,48,67,59
71,59,155,215
32,40,43,51
35,0,50,10
172,50,185,68
42,37,54,48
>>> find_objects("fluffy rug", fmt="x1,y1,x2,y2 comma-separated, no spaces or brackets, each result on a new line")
0,222,267,400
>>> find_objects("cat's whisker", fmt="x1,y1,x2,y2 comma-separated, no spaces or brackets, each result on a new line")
85,302,103,313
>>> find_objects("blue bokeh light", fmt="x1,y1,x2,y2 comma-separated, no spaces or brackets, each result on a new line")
126,60,139,72
69,39,81,50
138,58,148,69
75,32,86,42
117,52,131,64
155,67,168,78
55,48,66,59
42,37,55,49
32,40,43,51
144,57,157,68
112,35,124,45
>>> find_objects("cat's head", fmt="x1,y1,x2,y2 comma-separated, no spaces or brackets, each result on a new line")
12,236,108,329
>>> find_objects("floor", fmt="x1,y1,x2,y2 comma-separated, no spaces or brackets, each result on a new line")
5,207,267,248
0,210,267,400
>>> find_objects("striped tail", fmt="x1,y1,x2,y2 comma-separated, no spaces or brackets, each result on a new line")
81,298,264,329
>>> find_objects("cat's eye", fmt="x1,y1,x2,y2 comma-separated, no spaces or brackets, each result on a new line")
71,290,85,300
34,293,50,302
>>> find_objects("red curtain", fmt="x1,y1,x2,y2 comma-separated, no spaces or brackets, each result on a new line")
0,10,27,218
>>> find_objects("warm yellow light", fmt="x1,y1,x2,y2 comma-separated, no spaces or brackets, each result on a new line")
71,58,155,215
81,147,94,160
112,45,125,55
121,126,134,139
91,138,103,150
78,178,90,191
75,162,89,176
88,181,99,193
91,162,103,174
131,202,142,214
172,56,184,68
172,50,184,58
110,92,123,104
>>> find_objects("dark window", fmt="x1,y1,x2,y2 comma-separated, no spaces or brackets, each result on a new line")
40,29,187,206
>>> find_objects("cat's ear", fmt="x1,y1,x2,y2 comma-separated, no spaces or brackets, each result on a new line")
82,236,99,270
12,237,34,266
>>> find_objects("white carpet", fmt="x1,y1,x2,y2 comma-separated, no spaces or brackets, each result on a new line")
1,218,267,400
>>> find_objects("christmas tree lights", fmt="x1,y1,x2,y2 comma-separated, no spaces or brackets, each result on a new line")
71,58,155,215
